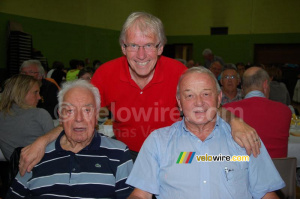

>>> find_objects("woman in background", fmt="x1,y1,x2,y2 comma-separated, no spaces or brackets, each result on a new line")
0,74,54,160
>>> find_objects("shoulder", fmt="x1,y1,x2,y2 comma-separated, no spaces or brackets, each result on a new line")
158,56,187,70
145,121,183,145
100,134,128,151
95,57,125,74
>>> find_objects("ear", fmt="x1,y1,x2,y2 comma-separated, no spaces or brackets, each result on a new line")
263,79,268,90
217,91,222,108
157,45,164,56
176,97,182,111
263,79,270,96
220,78,224,86
121,44,127,55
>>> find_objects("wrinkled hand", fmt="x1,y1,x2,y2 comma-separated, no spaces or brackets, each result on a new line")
231,118,261,157
19,139,46,176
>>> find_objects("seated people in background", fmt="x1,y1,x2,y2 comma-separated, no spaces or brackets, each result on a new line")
50,61,67,86
20,60,59,119
6,80,133,198
78,67,94,82
127,67,284,199
223,67,292,158
187,59,195,68
0,74,54,160
266,65,291,105
19,12,260,175
66,59,85,81
209,60,223,82
220,66,243,105
202,48,225,69
93,59,103,70
236,62,246,79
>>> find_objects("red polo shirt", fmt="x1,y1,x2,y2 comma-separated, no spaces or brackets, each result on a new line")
91,56,187,151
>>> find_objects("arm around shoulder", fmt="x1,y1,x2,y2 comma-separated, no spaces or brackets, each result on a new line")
262,192,279,199
127,188,153,199
19,125,63,176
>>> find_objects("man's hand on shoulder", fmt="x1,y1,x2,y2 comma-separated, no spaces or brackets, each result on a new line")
230,117,261,157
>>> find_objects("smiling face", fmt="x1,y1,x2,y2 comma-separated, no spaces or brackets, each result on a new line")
177,72,221,130
121,25,163,80
24,82,41,107
60,87,97,147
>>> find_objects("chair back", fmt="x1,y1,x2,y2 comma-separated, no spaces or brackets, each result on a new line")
272,157,297,199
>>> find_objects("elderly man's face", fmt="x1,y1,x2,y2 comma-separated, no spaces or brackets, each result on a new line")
20,65,40,80
220,69,240,92
121,26,163,79
177,72,221,128
60,87,97,146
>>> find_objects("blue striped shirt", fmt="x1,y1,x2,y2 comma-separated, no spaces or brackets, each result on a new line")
7,131,133,199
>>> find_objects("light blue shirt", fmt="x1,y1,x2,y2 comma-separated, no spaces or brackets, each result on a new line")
245,90,265,99
126,116,284,199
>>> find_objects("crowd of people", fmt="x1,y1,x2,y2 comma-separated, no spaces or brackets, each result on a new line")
0,11,297,199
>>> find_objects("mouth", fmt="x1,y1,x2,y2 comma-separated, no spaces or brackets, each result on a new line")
136,61,149,66
73,127,87,132
193,109,206,114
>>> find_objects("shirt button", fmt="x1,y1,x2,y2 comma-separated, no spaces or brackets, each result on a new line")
203,180,207,184
140,91,143,94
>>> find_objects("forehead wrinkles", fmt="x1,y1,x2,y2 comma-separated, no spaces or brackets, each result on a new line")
180,77,216,93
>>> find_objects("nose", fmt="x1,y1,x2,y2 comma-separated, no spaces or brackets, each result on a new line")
37,93,41,100
136,46,147,59
195,96,204,106
75,110,84,122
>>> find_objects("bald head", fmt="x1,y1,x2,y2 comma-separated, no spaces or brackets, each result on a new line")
242,66,270,97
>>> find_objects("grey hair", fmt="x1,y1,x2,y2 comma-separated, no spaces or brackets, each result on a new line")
119,12,167,47
220,66,240,79
20,60,45,78
202,48,212,56
176,67,221,98
58,80,101,114
242,67,270,92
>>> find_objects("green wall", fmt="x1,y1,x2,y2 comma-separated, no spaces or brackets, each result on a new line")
0,12,122,71
167,33,300,65
1,0,300,75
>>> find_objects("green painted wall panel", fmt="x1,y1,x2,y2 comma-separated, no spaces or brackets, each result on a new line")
167,33,300,65
0,12,122,72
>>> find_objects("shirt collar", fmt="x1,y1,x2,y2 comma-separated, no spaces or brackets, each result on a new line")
244,90,265,99
55,130,101,152
180,115,221,140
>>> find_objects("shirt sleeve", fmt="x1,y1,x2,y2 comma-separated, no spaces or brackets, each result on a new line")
115,146,134,199
248,142,285,199
126,132,160,195
6,172,32,198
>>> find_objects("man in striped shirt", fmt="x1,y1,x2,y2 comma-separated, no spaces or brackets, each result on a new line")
7,80,133,199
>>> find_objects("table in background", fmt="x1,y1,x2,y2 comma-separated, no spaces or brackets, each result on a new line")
288,134,300,167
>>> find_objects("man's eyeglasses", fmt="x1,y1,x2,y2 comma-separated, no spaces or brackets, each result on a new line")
20,71,39,75
223,75,237,79
123,43,160,52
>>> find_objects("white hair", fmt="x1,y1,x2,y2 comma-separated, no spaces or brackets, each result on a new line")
202,48,212,56
58,80,101,114
20,60,45,78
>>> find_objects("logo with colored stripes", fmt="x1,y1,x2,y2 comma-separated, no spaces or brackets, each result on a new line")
176,152,195,164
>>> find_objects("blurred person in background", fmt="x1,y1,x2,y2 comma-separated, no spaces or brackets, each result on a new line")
20,60,59,119
0,74,54,160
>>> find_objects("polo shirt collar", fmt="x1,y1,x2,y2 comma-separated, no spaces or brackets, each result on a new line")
55,130,101,152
